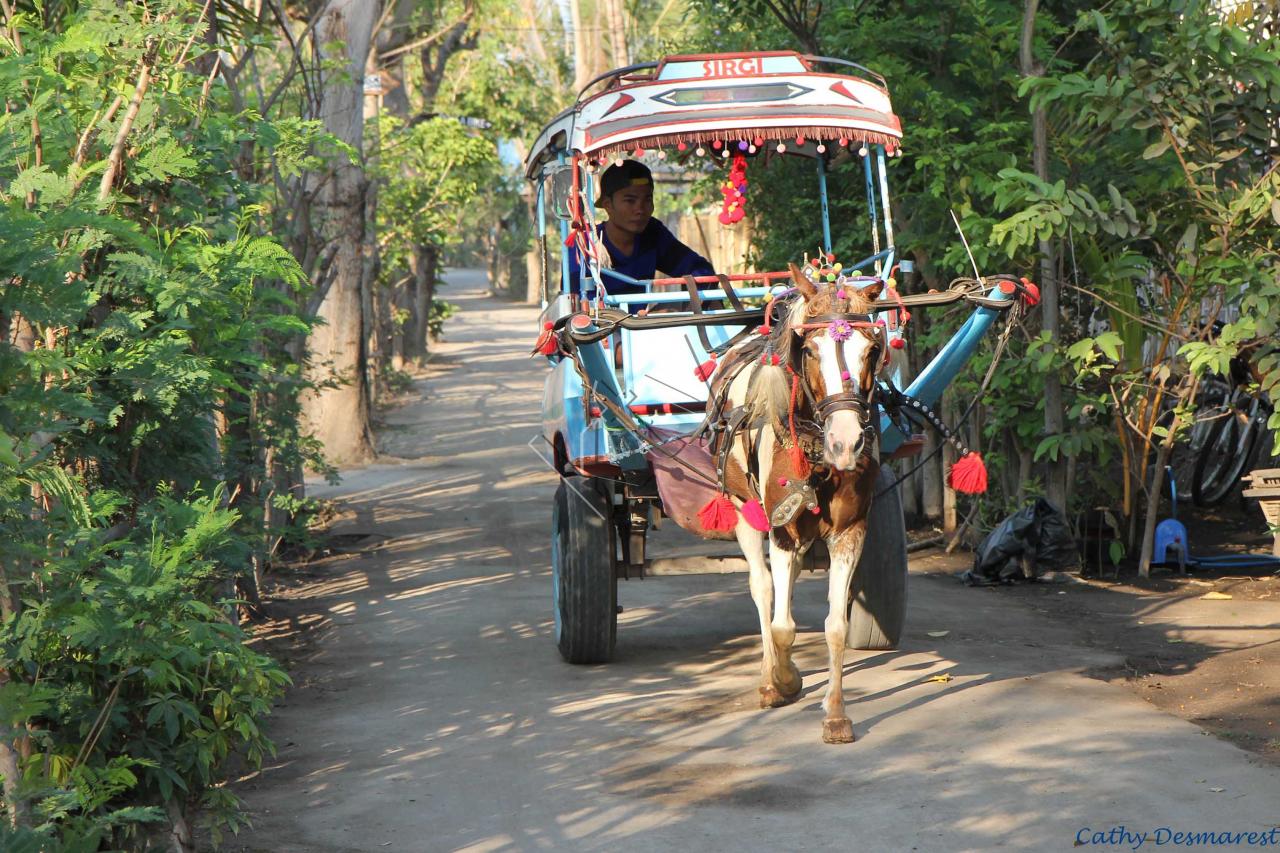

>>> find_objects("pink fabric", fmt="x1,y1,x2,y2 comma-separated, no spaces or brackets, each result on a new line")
646,429,737,541
741,499,770,531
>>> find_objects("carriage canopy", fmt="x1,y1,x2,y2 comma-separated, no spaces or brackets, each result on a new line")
524,51,903,178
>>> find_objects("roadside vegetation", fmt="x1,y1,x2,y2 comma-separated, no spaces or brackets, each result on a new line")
0,0,526,847
686,0,1279,574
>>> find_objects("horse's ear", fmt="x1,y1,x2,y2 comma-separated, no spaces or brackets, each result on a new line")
789,262,817,300
861,280,884,303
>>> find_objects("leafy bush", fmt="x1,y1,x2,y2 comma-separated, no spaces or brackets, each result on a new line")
0,0,324,844
0,489,288,847
428,299,459,341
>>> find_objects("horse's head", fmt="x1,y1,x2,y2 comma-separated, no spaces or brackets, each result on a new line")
786,262,885,471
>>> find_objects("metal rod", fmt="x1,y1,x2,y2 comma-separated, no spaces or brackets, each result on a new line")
863,149,879,264
817,154,832,255
536,181,549,307
557,152,571,296
877,146,896,266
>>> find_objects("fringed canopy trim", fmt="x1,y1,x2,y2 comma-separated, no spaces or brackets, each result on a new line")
587,125,901,162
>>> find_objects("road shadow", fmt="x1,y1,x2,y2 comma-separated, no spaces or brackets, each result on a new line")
232,272,1280,853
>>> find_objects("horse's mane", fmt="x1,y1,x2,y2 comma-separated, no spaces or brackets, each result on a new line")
737,282,876,426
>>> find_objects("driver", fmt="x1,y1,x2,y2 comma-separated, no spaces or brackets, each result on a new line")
567,159,715,301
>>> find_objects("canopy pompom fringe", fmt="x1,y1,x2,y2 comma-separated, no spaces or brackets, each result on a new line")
741,498,770,532
947,452,988,495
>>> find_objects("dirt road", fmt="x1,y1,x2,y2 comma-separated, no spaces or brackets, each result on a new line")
234,269,1280,852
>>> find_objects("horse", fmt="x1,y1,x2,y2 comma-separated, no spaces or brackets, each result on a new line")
702,262,887,743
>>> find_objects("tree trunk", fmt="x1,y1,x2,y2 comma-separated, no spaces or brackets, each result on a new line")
1138,440,1175,578
408,246,437,363
942,389,958,535
602,0,628,68
224,391,263,615
362,50,384,407
0,567,24,827
569,0,591,92
301,0,379,466
1021,0,1067,511
166,797,194,853
381,0,414,370
921,433,943,520
423,247,440,346
525,211,544,305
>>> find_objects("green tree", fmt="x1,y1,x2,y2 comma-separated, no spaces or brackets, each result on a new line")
0,1,319,844
994,0,1280,574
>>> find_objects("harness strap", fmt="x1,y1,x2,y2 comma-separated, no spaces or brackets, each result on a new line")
682,275,715,352
717,273,745,313
713,407,751,492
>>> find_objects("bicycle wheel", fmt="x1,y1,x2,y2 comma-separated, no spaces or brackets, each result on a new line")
1192,408,1252,506
1169,404,1225,499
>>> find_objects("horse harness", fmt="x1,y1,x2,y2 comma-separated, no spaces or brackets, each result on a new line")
701,302,888,526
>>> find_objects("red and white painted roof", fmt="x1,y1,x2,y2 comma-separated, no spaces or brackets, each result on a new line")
526,52,902,177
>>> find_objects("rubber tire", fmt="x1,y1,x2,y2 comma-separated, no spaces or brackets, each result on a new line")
552,476,617,664
846,466,908,651
1192,410,1254,507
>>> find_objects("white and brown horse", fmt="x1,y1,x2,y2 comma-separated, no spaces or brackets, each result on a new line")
705,263,887,743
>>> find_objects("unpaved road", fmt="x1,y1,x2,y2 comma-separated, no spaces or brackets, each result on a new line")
234,269,1280,852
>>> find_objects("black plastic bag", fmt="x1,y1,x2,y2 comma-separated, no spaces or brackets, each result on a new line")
961,498,1078,585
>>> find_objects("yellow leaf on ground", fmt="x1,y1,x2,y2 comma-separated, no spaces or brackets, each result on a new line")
1200,591,1233,600
924,673,953,684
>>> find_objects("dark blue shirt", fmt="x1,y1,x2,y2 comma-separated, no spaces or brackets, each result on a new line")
568,218,715,299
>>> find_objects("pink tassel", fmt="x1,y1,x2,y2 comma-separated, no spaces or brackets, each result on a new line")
741,499,770,531
948,452,988,495
698,493,739,532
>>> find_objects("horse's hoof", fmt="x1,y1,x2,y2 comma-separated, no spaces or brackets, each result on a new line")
773,663,803,699
822,718,856,744
759,685,798,709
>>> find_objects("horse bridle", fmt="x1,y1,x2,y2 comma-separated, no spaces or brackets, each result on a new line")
791,312,887,433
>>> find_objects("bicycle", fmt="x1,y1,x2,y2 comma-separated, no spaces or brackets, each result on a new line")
1191,383,1274,507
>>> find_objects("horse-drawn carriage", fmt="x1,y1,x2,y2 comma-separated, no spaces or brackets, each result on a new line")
526,51,1033,742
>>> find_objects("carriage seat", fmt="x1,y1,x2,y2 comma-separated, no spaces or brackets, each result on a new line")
619,321,746,408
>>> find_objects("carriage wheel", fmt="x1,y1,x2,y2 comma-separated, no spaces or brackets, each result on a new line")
552,475,618,664
847,466,908,650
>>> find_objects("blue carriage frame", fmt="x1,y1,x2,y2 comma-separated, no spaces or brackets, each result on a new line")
527,52,1012,478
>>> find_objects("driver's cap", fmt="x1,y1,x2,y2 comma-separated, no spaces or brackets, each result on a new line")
596,159,652,207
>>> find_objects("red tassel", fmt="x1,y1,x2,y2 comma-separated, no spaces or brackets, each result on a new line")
741,499,770,531
1019,277,1041,307
694,353,718,381
531,321,558,357
787,372,811,478
698,493,739,532
948,452,988,494
789,442,810,479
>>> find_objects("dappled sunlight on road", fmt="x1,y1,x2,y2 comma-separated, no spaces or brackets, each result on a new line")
235,272,1280,853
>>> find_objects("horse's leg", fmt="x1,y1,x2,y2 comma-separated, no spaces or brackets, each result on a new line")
766,534,804,702
733,518,784,708
821,523,868,743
